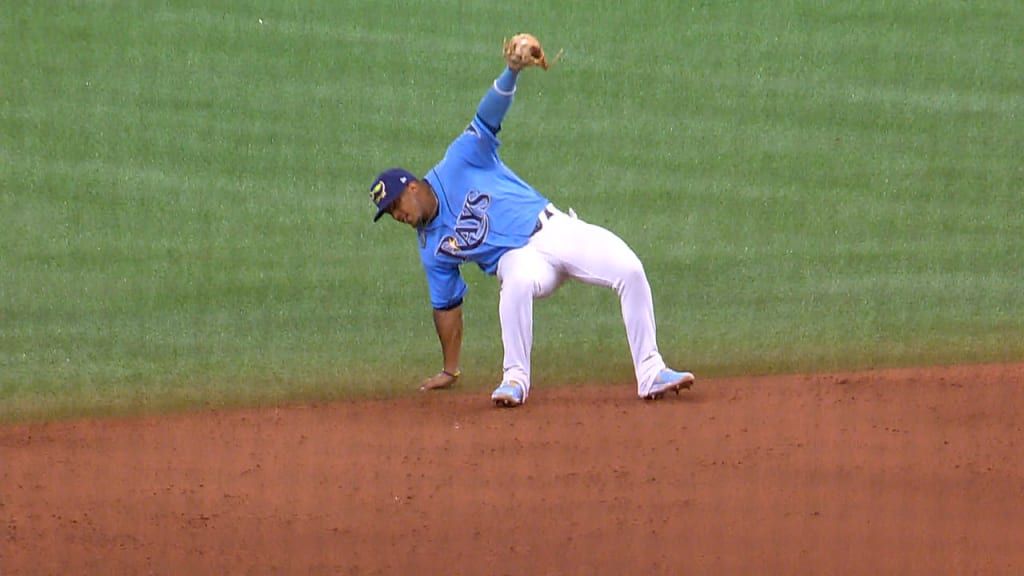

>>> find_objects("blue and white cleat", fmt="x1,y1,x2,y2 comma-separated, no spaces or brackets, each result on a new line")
491,380,525,408
644,369,695,400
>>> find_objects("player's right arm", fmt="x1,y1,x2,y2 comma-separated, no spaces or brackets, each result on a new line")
419,305,463,391
418,259,468,391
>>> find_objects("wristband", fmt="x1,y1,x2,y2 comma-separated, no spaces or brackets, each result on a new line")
492,79,516,97
442,369,461,379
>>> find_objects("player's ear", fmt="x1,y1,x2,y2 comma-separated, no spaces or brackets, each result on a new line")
417,179,435,198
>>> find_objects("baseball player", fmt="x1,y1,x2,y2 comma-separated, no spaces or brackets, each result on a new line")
370,34,694,407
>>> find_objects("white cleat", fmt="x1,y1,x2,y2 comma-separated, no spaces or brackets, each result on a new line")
491,380,525,407
644,369,695,400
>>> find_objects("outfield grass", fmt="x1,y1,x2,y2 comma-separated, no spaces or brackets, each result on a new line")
2,1,1022,422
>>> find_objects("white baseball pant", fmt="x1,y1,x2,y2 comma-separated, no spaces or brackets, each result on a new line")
496,205,669,399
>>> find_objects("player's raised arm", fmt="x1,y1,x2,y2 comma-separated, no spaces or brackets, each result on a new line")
475,34,555,135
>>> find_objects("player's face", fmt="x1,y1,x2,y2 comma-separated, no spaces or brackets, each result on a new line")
387,184,428,228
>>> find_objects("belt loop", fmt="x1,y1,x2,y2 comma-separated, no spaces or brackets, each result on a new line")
531,203,557,237
541,203,555,222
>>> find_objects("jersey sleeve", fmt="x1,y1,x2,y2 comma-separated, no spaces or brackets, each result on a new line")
424,260,468,311
445,116,501,170
441,67,518,171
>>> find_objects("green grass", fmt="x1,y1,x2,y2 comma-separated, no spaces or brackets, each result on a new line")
2,0,1022,422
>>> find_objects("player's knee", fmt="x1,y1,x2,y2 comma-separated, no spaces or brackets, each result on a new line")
623,256,647,281
614,258,649,293
500,274,536,297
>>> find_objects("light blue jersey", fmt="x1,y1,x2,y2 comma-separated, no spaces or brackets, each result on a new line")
418,114,550,310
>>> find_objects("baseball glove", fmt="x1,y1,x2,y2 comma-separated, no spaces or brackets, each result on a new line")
503,33,559,71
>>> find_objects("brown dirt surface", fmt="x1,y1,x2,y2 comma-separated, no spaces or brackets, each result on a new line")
3,363,1023,575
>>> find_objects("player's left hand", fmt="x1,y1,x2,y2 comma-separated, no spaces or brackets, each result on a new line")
419,370,459,391
503,33,558,72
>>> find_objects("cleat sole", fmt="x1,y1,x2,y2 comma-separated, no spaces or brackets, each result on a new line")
492,396,522,408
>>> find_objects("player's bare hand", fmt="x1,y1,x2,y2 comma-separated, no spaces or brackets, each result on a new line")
419,370,459,391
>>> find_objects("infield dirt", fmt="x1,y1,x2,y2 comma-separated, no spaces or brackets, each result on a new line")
3,363,1022,575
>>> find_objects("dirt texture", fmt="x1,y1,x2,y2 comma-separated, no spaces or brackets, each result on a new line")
3,363,1023,575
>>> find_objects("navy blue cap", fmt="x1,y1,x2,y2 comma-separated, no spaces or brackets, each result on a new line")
370,168,418,222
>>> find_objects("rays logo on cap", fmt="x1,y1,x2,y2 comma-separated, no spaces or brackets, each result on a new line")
371,180,387,204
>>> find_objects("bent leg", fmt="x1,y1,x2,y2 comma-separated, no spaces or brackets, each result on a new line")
533,214,667,395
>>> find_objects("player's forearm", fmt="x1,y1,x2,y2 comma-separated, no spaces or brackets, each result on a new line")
475,67,519,133
433,306,463,373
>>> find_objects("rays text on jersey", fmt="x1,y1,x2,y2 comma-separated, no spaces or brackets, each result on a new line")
437,190,491,259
